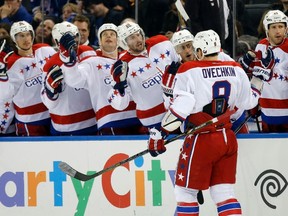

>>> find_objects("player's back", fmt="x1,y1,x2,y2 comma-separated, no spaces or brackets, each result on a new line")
174,60,255,114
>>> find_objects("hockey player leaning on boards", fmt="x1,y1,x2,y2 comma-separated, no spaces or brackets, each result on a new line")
57,23,144,135
163,29,249,134
1,21,56,136
41,21,98,136
239,9,288,133
147,29,271,216
107,22,179,131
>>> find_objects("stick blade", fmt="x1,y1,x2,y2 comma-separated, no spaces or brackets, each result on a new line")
58,161,77,178
59,161,96,181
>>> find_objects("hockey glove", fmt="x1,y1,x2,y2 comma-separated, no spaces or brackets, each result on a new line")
112,59,128,95
238,50,256,74
252,47,275,81
44,65,64,100
161,61,181,97
0,62,8,81
148,128,166,157
0,38,13,82
59,32,77,66
248,105,261,119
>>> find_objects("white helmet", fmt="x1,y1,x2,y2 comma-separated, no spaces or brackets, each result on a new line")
97,23,118,44
171,29,194,53
193,29,221,56
52,21,79,45
263,10,288,31
118,22,145,48
10,21,35,43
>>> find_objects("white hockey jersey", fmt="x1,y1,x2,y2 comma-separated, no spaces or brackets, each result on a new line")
41,45,97,135
108,35,180,128
170,60,259,120
64,49,141,130
1,44,55,133
255,38,288,125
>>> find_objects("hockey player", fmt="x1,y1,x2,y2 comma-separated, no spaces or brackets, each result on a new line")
239,10,288,132
0,37,15,135
41,21,97,135
107,22,179,130
164,29,249,133
1,21,56,136
147,29,270,215
59,23,143,135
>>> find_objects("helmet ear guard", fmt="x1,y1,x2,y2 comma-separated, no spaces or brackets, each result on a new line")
193,29,221,59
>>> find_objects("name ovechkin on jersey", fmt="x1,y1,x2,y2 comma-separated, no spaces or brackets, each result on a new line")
202,67,236,78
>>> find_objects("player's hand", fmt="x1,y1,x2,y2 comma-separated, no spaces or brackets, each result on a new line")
161,61,181,97
252,47,274,81
238,50,256,74
44,65,64,100
0,38,13,81
111,59,128,95
248,105,261,119
59,32,77,66
148,128,166,157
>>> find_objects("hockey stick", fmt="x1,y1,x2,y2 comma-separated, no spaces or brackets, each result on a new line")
59,109,236,182
234,113,252,134
175,0,190,29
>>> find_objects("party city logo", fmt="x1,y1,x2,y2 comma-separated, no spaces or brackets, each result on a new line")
0,153,176,216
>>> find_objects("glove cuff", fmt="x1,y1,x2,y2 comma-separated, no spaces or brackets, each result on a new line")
114,80,127,95
0,74,8,82
59,53,76,67
251,76,263,94
45,87,59,100
161,85,173,98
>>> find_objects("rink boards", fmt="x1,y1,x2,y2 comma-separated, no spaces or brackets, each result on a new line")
0,134,288,216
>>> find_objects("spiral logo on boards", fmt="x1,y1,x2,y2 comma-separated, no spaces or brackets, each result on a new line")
254,169,288,209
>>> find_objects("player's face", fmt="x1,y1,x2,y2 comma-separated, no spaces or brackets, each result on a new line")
15,31,33,51
126,31,145,54
177,41,195,62
100,30,117,53
267,23,287,46
74,21,89,45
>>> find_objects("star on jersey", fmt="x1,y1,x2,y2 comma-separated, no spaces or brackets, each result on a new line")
165,50,170,56
153,58,159,64
31,62,37,68
181,152,188,160
131,71,137,77
1,102,11,130
108,90,119,103
104,63,111,69
145,63,151,69
97,64,102,70
272,72,288,82
138,67,144,73
275,57,280,64
178,172,184,181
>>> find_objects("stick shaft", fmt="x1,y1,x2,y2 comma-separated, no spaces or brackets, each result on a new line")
60,109,235,181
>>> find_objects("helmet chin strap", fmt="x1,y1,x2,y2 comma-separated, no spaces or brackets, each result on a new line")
15,43,33,56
